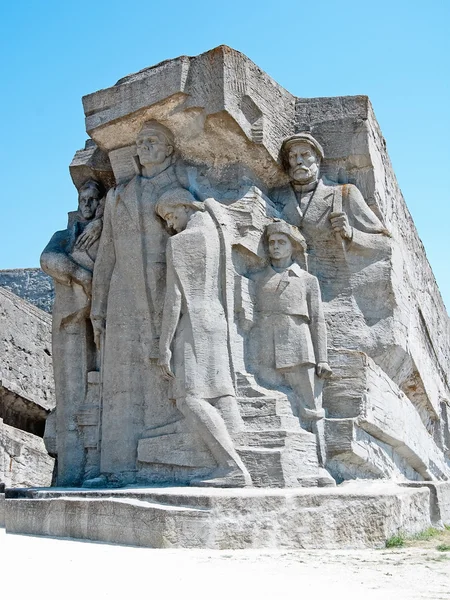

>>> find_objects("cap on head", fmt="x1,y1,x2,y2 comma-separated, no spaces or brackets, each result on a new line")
78,179,104,198
137,120,175,146
265,219,307,254
281,132,324,162
155,188,204,219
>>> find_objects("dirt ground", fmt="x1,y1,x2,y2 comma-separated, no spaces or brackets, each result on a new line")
1,528,449,600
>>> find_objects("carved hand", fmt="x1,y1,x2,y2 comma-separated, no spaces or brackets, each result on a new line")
91,317,105,350
316,362,332,379
329,212,353,240
75,219,103,250
158,352,175,381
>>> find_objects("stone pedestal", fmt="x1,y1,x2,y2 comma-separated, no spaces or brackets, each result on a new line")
4,482,442,549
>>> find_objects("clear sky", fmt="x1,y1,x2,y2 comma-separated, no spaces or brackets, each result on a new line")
1,0,449,309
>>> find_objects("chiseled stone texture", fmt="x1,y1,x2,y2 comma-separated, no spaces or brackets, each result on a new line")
4,483,432,549
82,45,450,436
324,349,450,482
0,268,54,314
0,419,54,487
0,287,55,487
0,287,54,416
295,96,450,433
37,45,450,493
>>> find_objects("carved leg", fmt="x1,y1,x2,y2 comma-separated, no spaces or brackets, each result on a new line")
213,394,245,434
176,395,252,487
284,365,331,478
284,364,325,424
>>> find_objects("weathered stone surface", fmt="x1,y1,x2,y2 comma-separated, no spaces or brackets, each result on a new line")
401,481,450,527
4,483,433,549
83,46,295,187
34,45,450,502
0,268,54,314
69,139,115,192
0,419,54,487
0,287,54,423
0,287,55,487
324,349,450,482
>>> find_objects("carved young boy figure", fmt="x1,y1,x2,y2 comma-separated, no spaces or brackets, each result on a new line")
40,179,105,486
156,189,252,488
250,221,332,429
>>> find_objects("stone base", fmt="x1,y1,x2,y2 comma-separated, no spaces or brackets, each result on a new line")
4,482,442,549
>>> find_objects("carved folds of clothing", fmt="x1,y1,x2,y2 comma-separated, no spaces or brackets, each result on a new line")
91,166,186,476
250,263,327,372
161,210,235,401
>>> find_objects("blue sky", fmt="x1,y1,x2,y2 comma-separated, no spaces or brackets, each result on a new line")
1,0,449,309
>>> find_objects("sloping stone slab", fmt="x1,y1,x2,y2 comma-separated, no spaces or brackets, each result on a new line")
401,481,450,527
5,483,431,549
324,349,450,481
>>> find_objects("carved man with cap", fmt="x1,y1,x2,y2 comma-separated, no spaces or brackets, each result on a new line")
272,132,390,300
88,120,188,487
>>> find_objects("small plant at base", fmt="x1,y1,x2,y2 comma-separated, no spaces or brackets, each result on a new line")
385,534,405,548
412,527,440,541
436,544,450,552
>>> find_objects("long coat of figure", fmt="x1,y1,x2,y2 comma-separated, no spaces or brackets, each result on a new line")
160,210,235,401
250,263,327,376
91,166,185,481
250,262,328,424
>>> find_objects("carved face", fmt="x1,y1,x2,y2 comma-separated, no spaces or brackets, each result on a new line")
136,130,172,167
268,233,293,262
78,187,100,220
162,206,191,233
287,141,320,184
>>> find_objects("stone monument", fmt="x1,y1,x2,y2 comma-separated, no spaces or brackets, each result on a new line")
5,46,450,548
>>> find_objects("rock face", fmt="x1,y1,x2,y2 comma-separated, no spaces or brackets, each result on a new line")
0,287,55,487
0,268,54,314
37,45,450,495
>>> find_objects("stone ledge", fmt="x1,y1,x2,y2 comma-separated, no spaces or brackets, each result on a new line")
4,482,432,549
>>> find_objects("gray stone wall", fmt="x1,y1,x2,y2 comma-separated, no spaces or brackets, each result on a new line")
0,286,55,487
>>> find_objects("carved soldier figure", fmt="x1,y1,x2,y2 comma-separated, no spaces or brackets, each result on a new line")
41,179,104,486
156,190,252,488
272,132,390,300
88,121,188,487
250,221,331,428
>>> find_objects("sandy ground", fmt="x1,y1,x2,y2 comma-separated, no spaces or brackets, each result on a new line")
1,529,449,600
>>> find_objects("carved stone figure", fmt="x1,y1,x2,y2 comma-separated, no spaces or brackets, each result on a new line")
249,222,331,465
40,179,104,485
37,47,450,500
156,190,252,487
87,121,188,487
272,132,390,300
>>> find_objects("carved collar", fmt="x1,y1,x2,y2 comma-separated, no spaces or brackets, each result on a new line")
291,180,318,194
270,262,304,277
